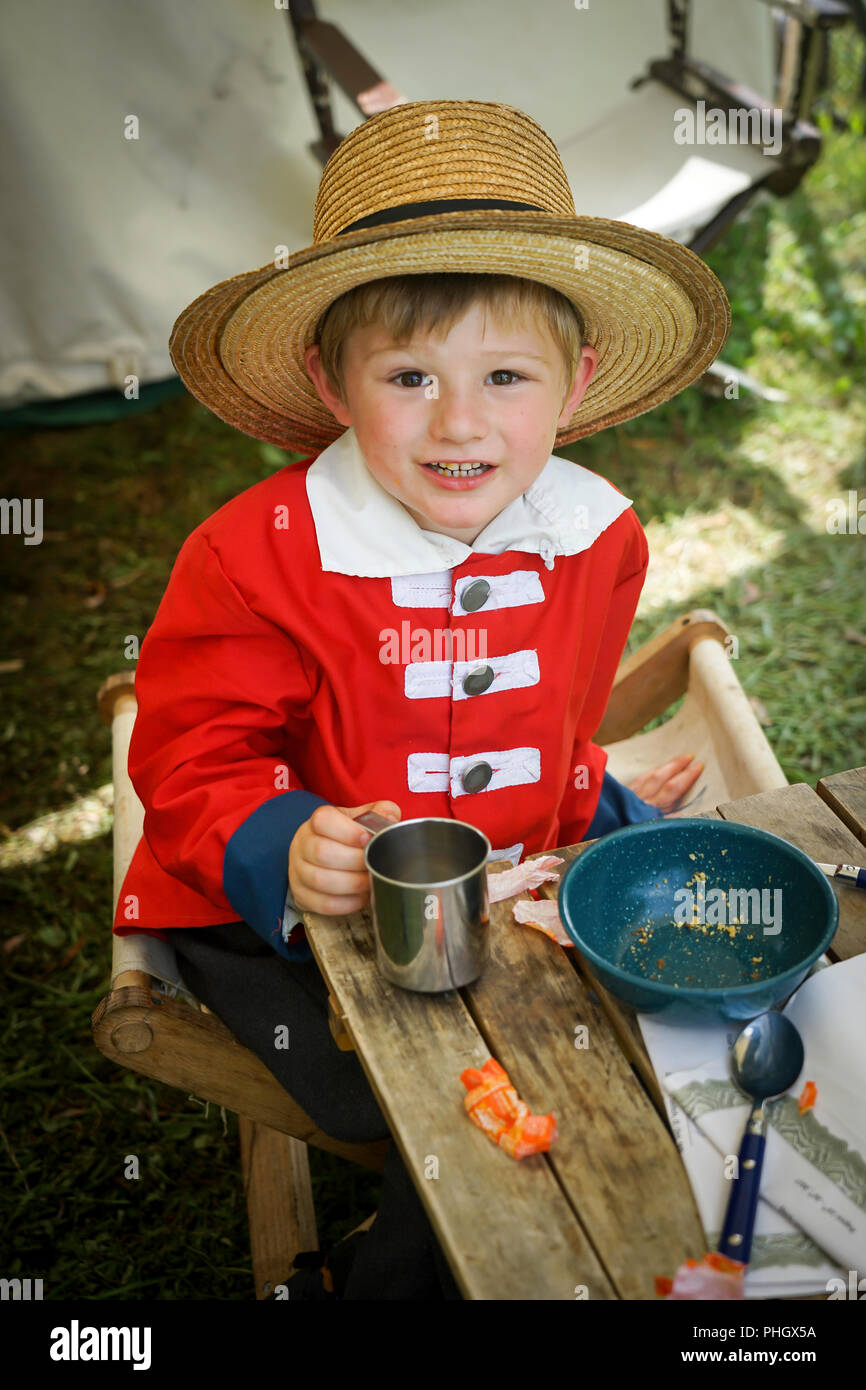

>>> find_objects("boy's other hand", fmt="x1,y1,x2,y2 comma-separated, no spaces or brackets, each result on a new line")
628,754,704,815
288,800,402,916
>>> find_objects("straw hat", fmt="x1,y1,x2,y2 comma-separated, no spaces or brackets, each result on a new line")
169,99,730,453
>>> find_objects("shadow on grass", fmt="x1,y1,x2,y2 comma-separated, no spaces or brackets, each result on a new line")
0,841,383,1299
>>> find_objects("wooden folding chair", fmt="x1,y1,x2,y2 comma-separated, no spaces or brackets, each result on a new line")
91,606,786,1298
597,608,788,804
90,674,389,1301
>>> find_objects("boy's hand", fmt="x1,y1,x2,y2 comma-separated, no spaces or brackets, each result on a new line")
288,800,402,916
628,754,704,815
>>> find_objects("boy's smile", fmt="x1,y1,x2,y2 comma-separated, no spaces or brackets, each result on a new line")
305,302,597,545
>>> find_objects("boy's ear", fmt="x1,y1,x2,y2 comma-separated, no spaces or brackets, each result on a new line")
304,344,351,426
558,345,598,427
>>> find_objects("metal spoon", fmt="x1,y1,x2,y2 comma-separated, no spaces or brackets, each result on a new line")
718,1011,805,1264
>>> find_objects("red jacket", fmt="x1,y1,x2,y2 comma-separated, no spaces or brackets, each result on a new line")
114,446,648,961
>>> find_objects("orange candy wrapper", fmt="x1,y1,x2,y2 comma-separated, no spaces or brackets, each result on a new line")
655,1251,746,1300
460,1057,558,1159
798,1079,817,1114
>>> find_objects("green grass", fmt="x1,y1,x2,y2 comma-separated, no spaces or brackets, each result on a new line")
2,39,866,1297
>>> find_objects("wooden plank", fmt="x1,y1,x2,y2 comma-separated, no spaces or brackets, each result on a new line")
471,865,706,1299
302,904,617,1300
541,814,724,1115
238,1119,318,1299
327,991,355,1051
715,783,866,961
816,766,866,849
530,844,666,1115
492,846,661,1096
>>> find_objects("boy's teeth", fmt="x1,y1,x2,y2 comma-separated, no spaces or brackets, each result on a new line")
428,461,491,476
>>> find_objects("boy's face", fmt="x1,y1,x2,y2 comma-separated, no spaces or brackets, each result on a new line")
304,300,597,545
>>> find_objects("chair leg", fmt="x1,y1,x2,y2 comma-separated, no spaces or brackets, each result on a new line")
238,1116,319,1299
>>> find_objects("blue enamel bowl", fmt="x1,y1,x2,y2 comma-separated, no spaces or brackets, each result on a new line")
557,818,838,1023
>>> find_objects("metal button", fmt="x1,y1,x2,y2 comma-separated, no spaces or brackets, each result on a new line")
462,665,495,696
460,579,491,612
462,761,493,793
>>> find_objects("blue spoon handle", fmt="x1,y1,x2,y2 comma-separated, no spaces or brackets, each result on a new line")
718,1102,767,1264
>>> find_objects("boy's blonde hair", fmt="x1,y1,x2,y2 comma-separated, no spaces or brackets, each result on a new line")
314,272,585,404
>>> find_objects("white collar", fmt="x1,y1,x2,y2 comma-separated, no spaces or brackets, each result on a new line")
305,426,633,576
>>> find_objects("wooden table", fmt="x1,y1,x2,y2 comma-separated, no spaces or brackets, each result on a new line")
303,769,866,1300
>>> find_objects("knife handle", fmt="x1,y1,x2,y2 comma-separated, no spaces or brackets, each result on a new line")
353,811,396,835
718,1101,767,1265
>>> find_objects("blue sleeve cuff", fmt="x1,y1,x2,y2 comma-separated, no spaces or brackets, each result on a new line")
584,771,664,839
223,790,328,961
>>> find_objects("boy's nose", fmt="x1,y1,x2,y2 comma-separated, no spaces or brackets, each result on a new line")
427,385,488,442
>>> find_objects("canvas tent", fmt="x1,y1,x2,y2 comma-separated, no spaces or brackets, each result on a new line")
0,0,834,421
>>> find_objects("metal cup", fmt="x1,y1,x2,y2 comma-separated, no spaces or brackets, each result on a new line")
355,812,491,993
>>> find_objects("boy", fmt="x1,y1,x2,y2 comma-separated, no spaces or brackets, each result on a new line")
115,99,729,1298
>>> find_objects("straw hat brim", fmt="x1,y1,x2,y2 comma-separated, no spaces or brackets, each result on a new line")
169,209,731,454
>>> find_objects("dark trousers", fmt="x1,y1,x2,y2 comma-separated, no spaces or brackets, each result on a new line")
163,919,462,1300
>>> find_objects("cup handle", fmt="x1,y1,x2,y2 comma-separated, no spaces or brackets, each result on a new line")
353,811,395,835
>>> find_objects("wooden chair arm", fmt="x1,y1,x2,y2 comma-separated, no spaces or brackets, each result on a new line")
595,609,729,745
97,670,136,724
91,983,389,1173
